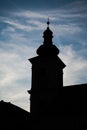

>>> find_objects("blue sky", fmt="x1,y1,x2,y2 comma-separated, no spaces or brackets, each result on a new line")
0,0,87,111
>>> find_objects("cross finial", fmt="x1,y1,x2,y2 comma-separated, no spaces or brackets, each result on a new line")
47,18,50,27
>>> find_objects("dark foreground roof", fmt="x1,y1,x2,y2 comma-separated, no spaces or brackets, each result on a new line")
1,83,87,130
0,100,31,129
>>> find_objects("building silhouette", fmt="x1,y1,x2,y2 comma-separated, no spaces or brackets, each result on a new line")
28,19,65,115
0,20,87,130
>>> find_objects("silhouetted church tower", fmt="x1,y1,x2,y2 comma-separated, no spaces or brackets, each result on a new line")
28,20,66,115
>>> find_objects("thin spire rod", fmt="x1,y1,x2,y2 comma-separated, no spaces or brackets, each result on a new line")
47,18,50,28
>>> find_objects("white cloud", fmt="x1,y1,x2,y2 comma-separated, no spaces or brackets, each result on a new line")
0,41,36,111
0,39,87,112
3,19,33,31
52,23,82,37
59,45,87,86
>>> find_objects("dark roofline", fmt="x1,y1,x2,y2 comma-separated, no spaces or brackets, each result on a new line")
0,100,29,114
64,83,87,88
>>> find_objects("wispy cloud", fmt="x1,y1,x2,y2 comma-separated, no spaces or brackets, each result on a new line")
0,0,87,111
2,18,35,31
0,41,36,111
59,45,87,85
13,10,48,19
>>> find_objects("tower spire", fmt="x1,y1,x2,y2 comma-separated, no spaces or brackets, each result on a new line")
43,18,53,45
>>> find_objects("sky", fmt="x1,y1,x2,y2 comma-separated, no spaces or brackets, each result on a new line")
0,0,87,112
